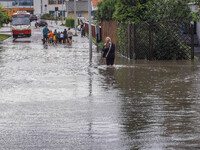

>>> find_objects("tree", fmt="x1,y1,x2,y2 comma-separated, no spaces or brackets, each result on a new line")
114,0,196,23
0,4,10,27
144,0,194,23
113,0,153,23
94,0,117,21
95,0,200,23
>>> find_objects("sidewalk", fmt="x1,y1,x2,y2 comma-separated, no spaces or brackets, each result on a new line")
0,24,12,35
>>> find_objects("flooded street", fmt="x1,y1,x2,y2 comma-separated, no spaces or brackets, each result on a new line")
0,24,200,150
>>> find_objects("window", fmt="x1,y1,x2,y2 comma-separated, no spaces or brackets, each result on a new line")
49,0,56,4
49,11,55,17
58,0,64,4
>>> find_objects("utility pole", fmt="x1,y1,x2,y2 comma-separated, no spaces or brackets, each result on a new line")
88,0,92,61
40,0,43,17
67,0,69,18
62,0,64,24
74,0,77,35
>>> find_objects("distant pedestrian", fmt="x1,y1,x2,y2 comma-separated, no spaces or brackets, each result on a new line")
60,32,64,44
102,37,115,66
42,25,49,44
63,29,68,44
56,31,60,44
53,29,57,45
48,30,53,44
81,25,85,37
68,28,73,45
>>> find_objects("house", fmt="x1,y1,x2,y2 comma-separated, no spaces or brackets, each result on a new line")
33,0,89,19
92,0,102,11
91,0,102,16
189,3,200,45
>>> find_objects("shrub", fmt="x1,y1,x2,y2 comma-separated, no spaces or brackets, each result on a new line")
65,18,74,28
117,23,129,57
41,14,54,20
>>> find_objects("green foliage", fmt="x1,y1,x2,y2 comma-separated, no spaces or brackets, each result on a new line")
94,0,117,21
114,0,152,23
152,24,191,60
0,4,10,27
114,0,195,23
41,13,54,20
0,34,10,41
117,23,129,56
65,18,74,28
144,0,193,23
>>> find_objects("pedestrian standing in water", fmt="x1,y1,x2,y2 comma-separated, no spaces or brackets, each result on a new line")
102,37,115,66
60,32,64,44
48,30,53,44
42,25,49,44
53,29,57,45
81,25,85,37
63,29,68,44
68,28,73,45
56,31,61,44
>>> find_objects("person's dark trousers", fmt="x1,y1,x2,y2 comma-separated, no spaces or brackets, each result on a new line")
43,35,48,44
106,57,115,65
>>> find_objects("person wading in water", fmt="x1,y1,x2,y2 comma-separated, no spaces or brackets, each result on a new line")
102,37,115,66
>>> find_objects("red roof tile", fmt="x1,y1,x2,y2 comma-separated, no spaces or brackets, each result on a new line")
92,0,103,6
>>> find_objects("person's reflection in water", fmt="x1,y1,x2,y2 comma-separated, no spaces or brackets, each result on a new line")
43,43,48,49
99,67,116,90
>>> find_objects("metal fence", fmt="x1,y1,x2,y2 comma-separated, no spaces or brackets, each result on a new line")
118,22,194,60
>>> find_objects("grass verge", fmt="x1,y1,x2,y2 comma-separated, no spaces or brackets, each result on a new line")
86,33,104,47
0,34,10,41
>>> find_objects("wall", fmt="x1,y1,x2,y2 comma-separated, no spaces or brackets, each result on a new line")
67,12,88,20
189,4,200,45
2,8,34,17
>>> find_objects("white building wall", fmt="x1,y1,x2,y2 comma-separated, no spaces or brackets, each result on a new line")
0,2,13,8
33,0,48,16
34,0,66,16
189,4,200,45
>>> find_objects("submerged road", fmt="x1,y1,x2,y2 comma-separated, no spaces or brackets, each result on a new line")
0,23,200,150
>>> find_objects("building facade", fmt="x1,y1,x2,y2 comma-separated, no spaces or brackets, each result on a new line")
0,0,34,16
33,0,89,19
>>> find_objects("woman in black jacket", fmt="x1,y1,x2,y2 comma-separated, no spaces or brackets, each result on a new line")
102,37,115,66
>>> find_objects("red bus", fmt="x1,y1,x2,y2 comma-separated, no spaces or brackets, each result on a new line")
11,11,31,38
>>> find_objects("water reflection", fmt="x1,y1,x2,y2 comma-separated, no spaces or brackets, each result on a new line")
98,59,200,149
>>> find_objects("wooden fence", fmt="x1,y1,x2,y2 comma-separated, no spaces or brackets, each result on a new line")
85,20,117,48
85,23,96,38
99,20,117,47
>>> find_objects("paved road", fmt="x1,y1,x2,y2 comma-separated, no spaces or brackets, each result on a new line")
0,22,124,150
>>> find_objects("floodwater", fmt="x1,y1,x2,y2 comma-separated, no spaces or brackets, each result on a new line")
0,25,200,150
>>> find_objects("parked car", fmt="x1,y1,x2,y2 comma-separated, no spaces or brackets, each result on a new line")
30,15,38,22
35,20,48,27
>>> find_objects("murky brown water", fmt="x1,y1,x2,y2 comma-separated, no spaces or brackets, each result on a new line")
0,25,200,150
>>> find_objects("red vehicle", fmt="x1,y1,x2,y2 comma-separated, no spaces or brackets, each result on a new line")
11,11,31,38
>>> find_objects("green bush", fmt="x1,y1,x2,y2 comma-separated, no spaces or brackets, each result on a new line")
41,14,54,20
0,11,10,27
117,23,129,57
65,18,74,28
152,23,191,60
